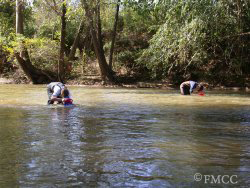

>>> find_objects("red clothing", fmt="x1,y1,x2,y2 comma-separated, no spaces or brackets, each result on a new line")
198,91,205,96
63,98,73,105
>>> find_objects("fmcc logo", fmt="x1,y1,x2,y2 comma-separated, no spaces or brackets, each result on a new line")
194,173,238,184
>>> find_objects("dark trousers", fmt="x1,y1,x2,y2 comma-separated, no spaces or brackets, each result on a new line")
182,85,191,95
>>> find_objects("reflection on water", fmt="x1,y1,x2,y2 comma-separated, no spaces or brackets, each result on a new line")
0,85,249,187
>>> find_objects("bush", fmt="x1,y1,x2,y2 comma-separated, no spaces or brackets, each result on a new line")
25,38,59,71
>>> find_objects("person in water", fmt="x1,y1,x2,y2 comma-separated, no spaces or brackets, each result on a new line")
180,80,204,95
47,82,72,104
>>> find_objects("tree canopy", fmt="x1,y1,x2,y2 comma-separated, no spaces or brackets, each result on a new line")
0,0,249,86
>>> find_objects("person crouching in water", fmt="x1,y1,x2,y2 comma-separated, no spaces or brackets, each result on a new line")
47,82,72,104
180,81,204,95
61,88,73,105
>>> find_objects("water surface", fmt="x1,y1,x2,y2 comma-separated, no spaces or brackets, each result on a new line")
0,85,249,187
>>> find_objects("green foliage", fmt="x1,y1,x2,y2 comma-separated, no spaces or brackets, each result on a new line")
107,1,160,75
0,1,15,37
117,50,137,70
25,38,59,70
0,33,17,62
138,0,250,82
1,33,59,71
32,0,85,51
0,1,36,37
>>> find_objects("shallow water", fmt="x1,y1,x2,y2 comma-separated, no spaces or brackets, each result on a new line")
0,85,249,187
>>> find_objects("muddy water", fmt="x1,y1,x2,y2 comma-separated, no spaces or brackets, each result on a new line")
0,85,249,187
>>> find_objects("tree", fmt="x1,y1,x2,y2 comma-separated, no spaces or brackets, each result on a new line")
16,0,24,34
108,0,120,69
43,0,68,81
59,1,67,81
14,0,57,84
0,1,15,37
81,0,116,83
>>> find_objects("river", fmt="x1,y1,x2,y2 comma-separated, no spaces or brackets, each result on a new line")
0,84,249,187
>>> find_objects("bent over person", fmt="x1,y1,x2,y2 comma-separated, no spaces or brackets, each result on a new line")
180,80,198,95
180,81,204,95
47,82,70,104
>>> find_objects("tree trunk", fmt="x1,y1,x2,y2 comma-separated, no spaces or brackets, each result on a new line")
69,20,84,61
82,0,116,82
58,2,67,82
96,0,104,51
15,0,57,84
109,0,120,69
16,0,24,34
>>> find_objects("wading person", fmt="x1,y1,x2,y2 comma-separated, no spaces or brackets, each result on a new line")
180,81,204,95
47,82,71,104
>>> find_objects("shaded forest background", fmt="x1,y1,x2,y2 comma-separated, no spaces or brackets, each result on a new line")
0,0,249,87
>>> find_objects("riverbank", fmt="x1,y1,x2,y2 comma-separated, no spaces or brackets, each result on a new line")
61,75,250,91
0,77,14,84
0,76,249,92
0,78,250,92
69,82,250,91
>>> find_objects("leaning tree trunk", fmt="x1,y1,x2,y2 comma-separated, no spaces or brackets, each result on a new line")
14,51,56,84
15,0,56,84
109,0,120,69
82,0,115,82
